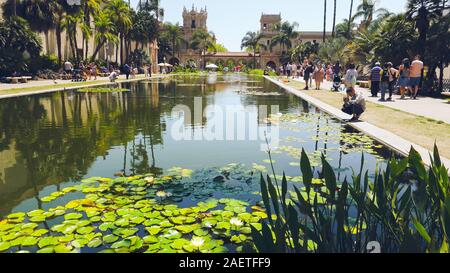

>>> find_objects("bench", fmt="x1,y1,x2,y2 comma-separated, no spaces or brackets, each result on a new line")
6,76,32,84
358,81,370,88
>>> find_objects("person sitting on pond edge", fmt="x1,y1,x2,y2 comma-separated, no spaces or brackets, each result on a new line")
342,87,366,122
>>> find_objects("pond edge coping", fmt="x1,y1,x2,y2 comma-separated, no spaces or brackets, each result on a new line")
0,75,172,100
264,75,450,171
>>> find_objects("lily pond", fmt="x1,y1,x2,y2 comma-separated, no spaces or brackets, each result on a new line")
0,74,400,253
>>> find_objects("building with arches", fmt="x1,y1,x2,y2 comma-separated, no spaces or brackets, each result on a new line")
164,6,331,70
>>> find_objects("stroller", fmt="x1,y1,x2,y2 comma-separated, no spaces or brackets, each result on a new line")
71,69,86,82
332,74,342,92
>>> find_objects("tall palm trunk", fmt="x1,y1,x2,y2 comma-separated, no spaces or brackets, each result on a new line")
84,3,90,60
348,0,354,38
332,0,337,38
120,34,124,64
91,39,106,61
12,0,17,16
323,0,327,42
56,23,62,64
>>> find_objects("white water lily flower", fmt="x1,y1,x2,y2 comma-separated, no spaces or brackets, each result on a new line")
190,237,205,248
144,177,154,183
156,191,167,198
230,217,243,227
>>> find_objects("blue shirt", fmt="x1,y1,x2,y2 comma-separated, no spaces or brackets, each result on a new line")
371,66,382,82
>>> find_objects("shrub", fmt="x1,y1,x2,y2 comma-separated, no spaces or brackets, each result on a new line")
250,145,450,253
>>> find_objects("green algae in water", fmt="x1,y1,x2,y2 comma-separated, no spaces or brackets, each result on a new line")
76,87,130,93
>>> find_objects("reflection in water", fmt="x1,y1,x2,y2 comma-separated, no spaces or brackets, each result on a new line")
0,75,397,217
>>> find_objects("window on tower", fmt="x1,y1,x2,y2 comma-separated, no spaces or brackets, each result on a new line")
191,20,196,29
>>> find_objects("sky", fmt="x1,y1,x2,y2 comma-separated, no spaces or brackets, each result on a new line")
131,0,408,51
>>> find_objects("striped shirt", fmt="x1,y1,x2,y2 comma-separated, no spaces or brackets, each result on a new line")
371,66,382,82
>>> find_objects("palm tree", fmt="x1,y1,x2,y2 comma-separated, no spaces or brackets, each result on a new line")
148,0,164,21
62,13,82,61
91,11,118,62
407,0,444,57
332,0,337,38
190,29,216,69
106,0,132,64
336,20,357,39
20,0,59,55
270,21,299,53
353,0,389,29
348,0,355,37
241,31,264,69
162,22,185,62
323,0,327,42
82,0,101,59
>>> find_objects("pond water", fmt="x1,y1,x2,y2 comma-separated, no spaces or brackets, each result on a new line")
0,74,400,253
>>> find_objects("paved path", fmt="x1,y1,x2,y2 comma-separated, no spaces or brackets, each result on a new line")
0,74,167,99
298,78,450,124
266,76,450,171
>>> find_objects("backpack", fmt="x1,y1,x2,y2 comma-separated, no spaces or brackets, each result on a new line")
381,69,389,82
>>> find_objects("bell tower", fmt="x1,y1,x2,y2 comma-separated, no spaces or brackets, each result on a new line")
182,5,208,40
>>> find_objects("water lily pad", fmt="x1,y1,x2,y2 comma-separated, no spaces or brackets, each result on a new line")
87,238,103,248
0,242,11,252
145,226,162,235
21,236,39,247
103,234,119,244
38,236,59,248
111,239,131,249
64,213,83,220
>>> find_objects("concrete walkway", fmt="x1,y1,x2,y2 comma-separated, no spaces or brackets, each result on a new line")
0,74,168,99
266,76,450,171
312,79,450,124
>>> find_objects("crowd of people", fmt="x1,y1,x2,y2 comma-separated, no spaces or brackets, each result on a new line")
276,55,426,122
62,60,154,83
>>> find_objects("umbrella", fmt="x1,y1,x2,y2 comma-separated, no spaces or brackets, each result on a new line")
158,63,173,67
205,64,218,69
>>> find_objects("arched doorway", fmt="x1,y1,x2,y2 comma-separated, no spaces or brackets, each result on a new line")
225,59,235,69
266,61,277,70
169,57,180,66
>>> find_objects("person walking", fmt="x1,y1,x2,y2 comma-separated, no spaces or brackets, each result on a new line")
314,64,325,90
303,61,314,90
333,62,341,78
124,63,131,80
370,62,382,97
379,63,391,101
291,63,298,79
409,55,424,99
344,63,358,89
398,58,411,99
286,62,292,78
386,62,398,101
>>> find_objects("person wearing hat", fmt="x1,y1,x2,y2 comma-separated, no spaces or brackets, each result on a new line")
386,62,398,101
370,62,382,97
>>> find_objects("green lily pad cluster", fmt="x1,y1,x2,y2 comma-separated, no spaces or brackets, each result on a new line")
0,174,268,254
268,112,386,162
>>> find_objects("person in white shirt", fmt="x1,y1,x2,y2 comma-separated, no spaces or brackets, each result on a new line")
109,71,118,83
291,63,297,79
342,87,366,122
64,61,73,73
344,63,358,88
